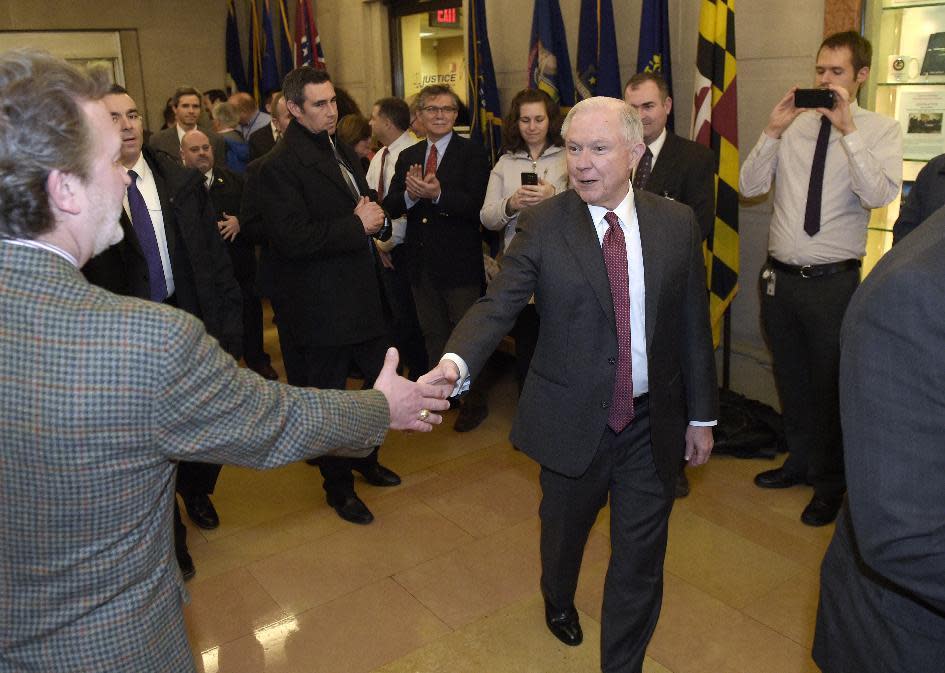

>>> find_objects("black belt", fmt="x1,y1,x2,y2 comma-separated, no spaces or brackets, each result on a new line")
767,257,860,279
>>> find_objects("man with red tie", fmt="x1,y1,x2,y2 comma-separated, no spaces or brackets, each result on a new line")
384,85,492,432
419,97,717,673
367,97,427,380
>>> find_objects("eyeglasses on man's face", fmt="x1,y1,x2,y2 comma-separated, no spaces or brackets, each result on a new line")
422,105,458,116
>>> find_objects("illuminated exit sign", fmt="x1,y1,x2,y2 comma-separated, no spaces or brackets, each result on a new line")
429,7,459,27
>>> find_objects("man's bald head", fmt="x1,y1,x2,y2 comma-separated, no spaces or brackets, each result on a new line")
180,129,214,174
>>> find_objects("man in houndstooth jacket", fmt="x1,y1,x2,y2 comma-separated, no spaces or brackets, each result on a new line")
0,51,451,673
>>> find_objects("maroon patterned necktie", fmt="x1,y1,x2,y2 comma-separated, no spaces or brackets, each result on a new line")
424,143,438,177
377,147,389,201
602,211,635,432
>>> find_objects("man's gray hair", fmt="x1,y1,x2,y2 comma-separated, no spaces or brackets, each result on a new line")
0,49,108,240
561,96,644,147
212,101,240,129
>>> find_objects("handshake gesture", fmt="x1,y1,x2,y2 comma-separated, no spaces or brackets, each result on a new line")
373,348,455,432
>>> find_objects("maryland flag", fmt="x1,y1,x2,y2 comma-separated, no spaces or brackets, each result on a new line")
692,0,738,346
467,0,503,166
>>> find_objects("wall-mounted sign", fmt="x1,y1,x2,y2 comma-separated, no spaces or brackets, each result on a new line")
429,8,459,28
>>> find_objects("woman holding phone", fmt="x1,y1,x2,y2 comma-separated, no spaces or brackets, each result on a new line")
480,88,568,391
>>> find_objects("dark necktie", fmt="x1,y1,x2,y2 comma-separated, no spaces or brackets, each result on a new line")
633,147,653,190
126,170,168,302
332,140,360,200
424,143,438,177
377,147,389,201
602,211,634,432
804,115,832,237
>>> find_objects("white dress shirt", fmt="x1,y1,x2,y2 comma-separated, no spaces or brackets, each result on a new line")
633,127,668,185
124,154,175,296
366,130,414,251
739,103,902,265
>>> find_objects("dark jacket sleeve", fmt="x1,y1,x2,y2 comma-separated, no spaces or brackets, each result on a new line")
257,154,368,260
892,158,942,245
383,149,413,219
437,142,491,218
685,145,717,242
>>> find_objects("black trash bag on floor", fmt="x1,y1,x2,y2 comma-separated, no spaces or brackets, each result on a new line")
712,388,786,459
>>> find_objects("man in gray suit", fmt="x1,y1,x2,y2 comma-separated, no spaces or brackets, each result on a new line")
149,86,226,169
813,204,945,672
421,97,717,673
0,51,450,673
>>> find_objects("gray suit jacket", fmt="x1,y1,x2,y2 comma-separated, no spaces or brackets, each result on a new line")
445,189,717,488
813,204,945,673
0,244,387,673
148,125,227,170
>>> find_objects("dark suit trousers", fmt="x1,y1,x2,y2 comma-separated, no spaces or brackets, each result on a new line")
378,246,427,380
411,268,487,407
279,331,388,498
760,265,859,498
539,399,673,673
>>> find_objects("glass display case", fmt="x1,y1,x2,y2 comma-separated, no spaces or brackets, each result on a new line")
862,0,945,273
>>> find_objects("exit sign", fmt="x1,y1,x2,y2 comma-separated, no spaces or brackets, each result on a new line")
429,7,459,27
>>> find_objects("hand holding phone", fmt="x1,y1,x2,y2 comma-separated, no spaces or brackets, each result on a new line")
794,88,835,109
521,172,538,186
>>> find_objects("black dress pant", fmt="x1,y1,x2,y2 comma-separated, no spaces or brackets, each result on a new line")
760,264,859,498
377,246,427,380
538,399,673,673
411,269,487,408
279,329,388,499
227,241,270,369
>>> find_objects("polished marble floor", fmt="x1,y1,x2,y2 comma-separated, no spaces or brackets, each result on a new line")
182,307,831,673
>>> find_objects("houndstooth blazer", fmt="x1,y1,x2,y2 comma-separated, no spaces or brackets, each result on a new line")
0,242,388,673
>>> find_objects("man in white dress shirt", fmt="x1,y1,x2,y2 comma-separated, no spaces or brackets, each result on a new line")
367,97,427,379
739,31,902,526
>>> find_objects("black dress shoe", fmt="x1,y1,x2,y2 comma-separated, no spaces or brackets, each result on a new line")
251,363,279,381
183,494,219,530
675,470,690,499
177,551,196,582
801,494,843,527
754,467,807,489
357,463,401,487
327,494,374,525
544,602,582,646
453,401,488,433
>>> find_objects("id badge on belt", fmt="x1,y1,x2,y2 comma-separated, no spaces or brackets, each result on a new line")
762,267,776,296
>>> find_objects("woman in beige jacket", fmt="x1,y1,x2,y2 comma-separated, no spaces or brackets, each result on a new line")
480,88,569,391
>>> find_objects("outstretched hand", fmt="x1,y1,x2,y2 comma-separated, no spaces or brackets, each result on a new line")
418,359,460,389
373,348,452,432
